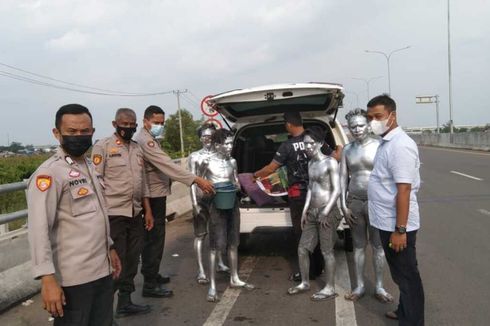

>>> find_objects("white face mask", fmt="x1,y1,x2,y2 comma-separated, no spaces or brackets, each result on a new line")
150,124,164,137
370,113,392,136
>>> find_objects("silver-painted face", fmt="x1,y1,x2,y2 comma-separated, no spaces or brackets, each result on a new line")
348,115,369,140
200,128,214,149
216,137,233,158
304,135,322,158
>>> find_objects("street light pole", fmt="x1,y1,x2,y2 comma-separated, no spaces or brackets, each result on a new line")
352,76,383,102
365,46,411,95
435,95,440,134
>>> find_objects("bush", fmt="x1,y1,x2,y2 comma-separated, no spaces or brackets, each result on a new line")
0,154,50,231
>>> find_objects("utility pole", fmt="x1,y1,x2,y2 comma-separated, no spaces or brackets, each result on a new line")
173,89,188,158
447,0,454,135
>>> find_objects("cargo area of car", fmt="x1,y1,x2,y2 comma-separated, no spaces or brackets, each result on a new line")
233,119,337,208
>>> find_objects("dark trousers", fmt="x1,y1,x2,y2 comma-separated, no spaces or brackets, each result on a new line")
54,275,113,326
141,196,166,287
110,213,145,294
289,193,324,277
379,229,425,326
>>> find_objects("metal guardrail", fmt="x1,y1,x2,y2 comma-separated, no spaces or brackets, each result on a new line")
0,182,28,226
0,157,185,226
0,181,26,195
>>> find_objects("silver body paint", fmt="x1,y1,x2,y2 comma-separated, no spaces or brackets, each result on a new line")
188,129,228,285
288,135,341,300
340,113,393,302
201,137,254,302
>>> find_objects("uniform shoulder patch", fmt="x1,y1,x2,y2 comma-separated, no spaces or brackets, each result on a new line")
147,141,155,148
36,175,52,192
93,154,102,165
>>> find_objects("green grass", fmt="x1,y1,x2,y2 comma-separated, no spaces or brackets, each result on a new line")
1,154,50,231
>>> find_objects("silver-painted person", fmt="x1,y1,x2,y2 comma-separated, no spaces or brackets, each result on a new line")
340,109,393,303
188,125,229,285
200,130,254,302
288,130,341,301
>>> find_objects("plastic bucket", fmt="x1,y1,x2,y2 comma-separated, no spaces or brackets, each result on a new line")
213,182,236,209
214,182,235,190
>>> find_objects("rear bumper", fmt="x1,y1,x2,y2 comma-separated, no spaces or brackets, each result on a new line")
239,206,350,233
239,207,291,233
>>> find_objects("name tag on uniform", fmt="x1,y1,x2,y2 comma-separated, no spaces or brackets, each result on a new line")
69,178,88,187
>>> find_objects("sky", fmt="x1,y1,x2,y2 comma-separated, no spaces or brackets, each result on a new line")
1,0,489,145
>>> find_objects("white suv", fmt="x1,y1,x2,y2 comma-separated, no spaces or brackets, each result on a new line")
208,83,352,250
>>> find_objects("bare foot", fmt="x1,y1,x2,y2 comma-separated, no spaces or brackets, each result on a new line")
374,288,394,303
197,272,209,285
230,278,254,290
287,282,310,295
311,291,338,301
207,288,218,302
344,287,365,301
217,263,230,273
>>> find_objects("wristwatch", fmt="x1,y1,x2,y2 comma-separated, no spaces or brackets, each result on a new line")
395,225,407,234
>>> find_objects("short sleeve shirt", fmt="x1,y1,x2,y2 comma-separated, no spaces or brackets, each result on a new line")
272,133,309,188
368,127,421,232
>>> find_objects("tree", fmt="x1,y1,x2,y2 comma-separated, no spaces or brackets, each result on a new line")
440,121,451,133
8,142,24,153
161,109,203,158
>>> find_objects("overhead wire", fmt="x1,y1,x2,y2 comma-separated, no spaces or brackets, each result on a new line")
0,61,174,97
0,61,141,94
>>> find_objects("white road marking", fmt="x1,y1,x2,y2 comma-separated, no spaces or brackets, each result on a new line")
478,209,490,216
335,251,358,326
203,256,258,326
450,170,483,181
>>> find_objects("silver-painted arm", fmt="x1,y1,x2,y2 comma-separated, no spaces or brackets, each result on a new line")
339,150,349,213
339,150,355,226
320,159,341,227
232,159,240,190
189,155,200,210
300,182,312,229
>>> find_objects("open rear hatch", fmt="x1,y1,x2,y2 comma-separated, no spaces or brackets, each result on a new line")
208,83,344,123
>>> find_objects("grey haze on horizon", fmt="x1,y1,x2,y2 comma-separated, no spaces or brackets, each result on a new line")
1,0,489,145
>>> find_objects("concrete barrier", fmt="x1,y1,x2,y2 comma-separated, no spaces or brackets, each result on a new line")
0,262,40,312
0,182,193,312
410,132,490,152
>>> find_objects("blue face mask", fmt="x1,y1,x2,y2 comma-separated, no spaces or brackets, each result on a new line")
150,124,164,137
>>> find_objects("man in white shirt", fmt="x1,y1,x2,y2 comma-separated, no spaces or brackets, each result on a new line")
367,94,424,325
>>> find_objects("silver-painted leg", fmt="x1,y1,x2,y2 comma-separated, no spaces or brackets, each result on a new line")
195,236,209,284
373,247,393,303
288,247,310,295
229,246,254,289
207,250,218,302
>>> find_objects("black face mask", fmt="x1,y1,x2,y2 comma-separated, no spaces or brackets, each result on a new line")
61,135,93,157
116,126,137,141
